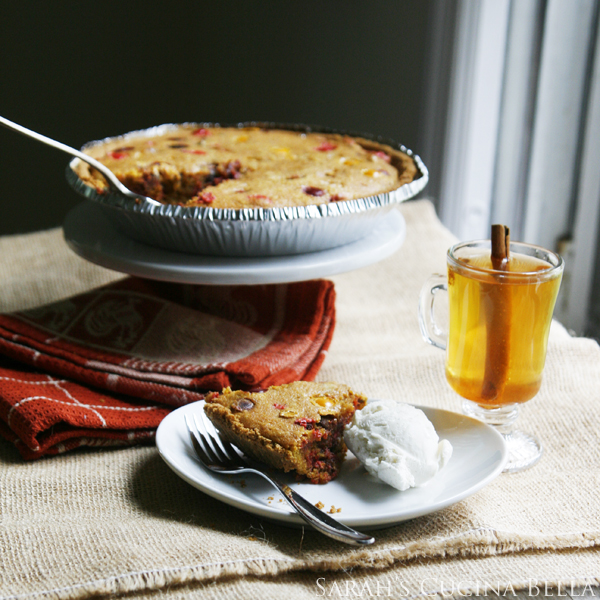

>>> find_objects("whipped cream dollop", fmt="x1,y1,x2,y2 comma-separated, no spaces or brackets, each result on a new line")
344,399,453,491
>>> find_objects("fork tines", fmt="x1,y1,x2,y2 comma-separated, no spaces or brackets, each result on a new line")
185,412,240,469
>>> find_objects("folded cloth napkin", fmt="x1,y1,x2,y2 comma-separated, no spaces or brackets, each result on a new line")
0,357,170,459
0,277,336,459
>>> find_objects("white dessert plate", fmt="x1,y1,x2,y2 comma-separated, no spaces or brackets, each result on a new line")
63,201,406,285
156,400,508,530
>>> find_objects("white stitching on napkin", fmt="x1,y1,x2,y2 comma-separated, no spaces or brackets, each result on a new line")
7,396,158,426
0,375,68,385
53,379,107,427
3,373,159,432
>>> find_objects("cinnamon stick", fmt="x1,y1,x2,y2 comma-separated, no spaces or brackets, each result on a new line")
481,225,511,404
491,224,510,270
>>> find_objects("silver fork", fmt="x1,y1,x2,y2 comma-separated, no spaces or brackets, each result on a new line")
184,412,375,546
0,115,162,208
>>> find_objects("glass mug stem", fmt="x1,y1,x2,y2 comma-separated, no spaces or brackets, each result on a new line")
461,400,519,434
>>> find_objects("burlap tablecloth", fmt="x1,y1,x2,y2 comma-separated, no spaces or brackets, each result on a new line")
1,200,599,600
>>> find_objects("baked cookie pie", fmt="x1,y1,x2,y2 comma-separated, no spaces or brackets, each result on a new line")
74,125,418,209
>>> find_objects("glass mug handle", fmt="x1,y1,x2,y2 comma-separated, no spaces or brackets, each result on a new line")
418,274,448,351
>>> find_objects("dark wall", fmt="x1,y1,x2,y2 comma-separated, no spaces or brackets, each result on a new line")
0,1,432,236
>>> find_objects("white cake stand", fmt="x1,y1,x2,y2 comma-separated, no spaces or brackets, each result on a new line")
63,201,406,285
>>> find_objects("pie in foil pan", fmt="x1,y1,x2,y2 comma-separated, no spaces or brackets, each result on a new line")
66,122,428,257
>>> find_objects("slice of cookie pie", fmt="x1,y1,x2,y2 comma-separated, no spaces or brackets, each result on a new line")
203,381,367,484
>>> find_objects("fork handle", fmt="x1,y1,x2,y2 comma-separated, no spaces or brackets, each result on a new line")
0,115,161,207
0,115,120,184
250,469,375,546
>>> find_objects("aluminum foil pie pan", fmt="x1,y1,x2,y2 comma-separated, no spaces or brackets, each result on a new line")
66,122,428,257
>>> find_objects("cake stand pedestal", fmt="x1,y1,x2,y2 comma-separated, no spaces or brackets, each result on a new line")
63,201,406,285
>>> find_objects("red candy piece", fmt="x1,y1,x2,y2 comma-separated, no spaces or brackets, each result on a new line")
294,417,317,429
302,186,325,197
183,149,207,155
198,191,215,204
192,128,211,137
107,151,129,160
273,403,286,410
315,142,338,152
372,151,391,163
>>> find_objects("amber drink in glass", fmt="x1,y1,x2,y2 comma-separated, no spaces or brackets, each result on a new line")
419,240,563,472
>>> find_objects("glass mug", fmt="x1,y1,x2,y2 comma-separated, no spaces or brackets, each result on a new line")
419,239,563,472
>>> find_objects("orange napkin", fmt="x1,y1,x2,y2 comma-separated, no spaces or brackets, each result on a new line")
0,277,335,458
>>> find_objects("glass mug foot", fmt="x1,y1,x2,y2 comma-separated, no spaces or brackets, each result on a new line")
462,400,543,473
